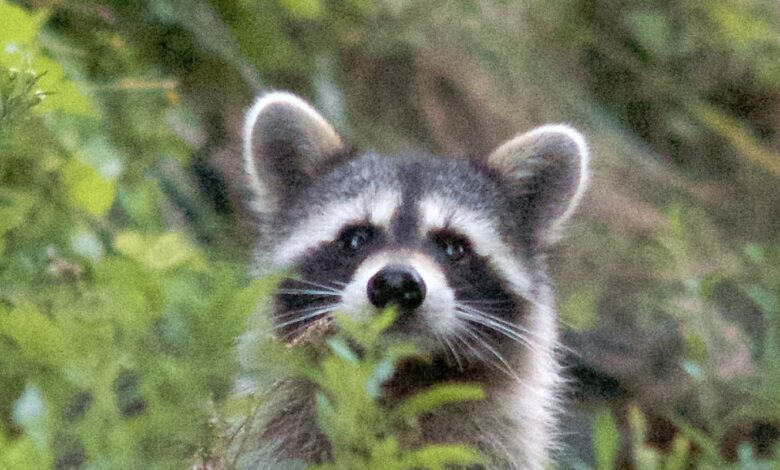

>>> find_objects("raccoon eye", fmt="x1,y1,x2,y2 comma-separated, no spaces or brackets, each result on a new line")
433,231,472,262
339,225,377,252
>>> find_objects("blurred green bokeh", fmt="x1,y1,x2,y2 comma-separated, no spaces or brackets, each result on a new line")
1,0,779,468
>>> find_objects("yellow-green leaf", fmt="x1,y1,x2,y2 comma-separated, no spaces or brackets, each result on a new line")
560,285,599,332
114,231,201,270
397,384,484,419
0,3,47,48
0,304,69,365
61,158,115,217
594,408,619,470
280,0,321,18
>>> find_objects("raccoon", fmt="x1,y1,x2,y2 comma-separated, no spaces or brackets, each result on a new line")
235,92,589,469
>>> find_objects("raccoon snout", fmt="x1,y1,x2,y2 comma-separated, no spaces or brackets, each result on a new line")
367,265,426,310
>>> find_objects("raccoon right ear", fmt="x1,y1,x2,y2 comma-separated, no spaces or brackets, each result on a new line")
487,124,590,246
243,92,346,213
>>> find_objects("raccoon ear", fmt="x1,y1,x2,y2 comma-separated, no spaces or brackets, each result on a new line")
487,124,590,245
243,92,346,213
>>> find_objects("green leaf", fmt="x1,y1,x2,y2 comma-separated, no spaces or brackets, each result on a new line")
0,3,47,48
670,418,723,464
326,338,359,364
61,158,115,217
664,436,690,470
560,285,599,331
744,285,777,316
364,358,394,398
593,408,619,470
0,304,70,366
114,231,201,270
397,383,484,419
404,443,484,468
0,189,38,236
0,5,92,115
32,55,93,115
0,434,50,469
0,67,43,133
744,243,765,263
280,0,322,18
698,272,724,302
625,11,671,58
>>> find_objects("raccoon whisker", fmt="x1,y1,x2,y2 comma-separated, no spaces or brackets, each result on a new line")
437,333,464,371
472,309,560,352
461,326,521,381
277,322,316,342
456,308,539,351
461,299,513,306
274,303,340,321
276,289,342,297
476,308,565,354
271,305,338,331
456,304,547,349
278,317,333,343
452,331,487,365
285,278,343,293
458,328,495,363
455,307,527,343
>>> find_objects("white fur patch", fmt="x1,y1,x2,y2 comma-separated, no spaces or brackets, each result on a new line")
271,190,401,267
417,196,533,297
409,252,458,336
503,287,561,469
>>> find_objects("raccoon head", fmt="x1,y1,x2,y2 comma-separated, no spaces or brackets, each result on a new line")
243,92,588,375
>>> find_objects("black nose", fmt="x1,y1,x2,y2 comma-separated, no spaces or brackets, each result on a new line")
367,265,426,310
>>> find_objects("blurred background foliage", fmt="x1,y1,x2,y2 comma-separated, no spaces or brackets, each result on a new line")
0,0,778,468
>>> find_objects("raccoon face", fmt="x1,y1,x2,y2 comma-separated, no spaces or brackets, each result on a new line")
243,92,588,372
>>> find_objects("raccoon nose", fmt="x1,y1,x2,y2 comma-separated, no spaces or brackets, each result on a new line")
367,265,426,310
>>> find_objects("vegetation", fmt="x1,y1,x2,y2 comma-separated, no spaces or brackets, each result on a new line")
1,0,779,468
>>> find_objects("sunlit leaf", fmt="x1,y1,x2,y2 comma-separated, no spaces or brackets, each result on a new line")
0,304,70,366
405,444,483,468
397,384,484,420
0,3,47,49
280,0,321,18
560,285,599,332
61,158,115,217
593,408,619,470
114,231,200,270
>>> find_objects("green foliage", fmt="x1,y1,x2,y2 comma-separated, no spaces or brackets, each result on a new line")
593,409,619,470
533,0,780,180
258,309,485,470
578,209,780,469
2,0,780,469
0,3,261,468
0,2,91,115
0,67,42,135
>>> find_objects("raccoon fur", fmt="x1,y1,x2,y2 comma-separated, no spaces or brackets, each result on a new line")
234,92,590,469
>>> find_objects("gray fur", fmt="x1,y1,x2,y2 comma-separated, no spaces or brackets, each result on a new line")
235,92,589,469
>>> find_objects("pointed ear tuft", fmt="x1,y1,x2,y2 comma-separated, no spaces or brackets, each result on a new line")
487,124,590,245
243,92,345,214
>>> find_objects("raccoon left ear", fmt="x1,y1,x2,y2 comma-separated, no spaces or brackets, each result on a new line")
243,91,346,214
487,124,590,245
